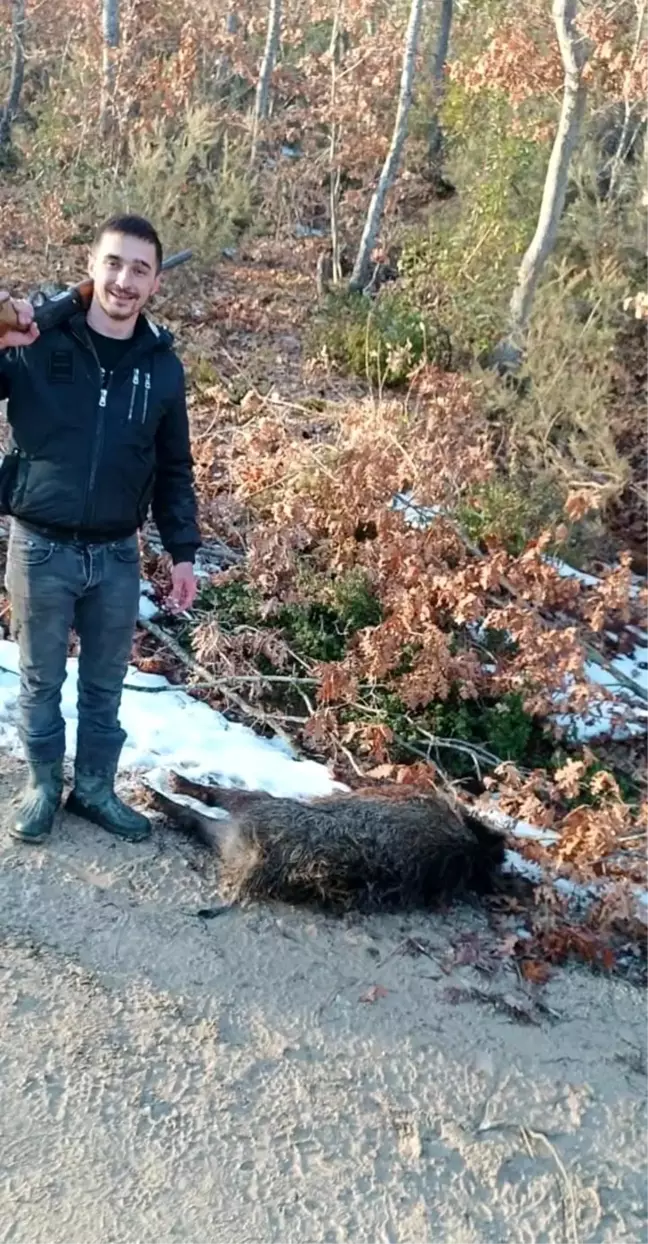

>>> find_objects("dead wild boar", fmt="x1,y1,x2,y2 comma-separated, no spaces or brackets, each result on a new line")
152,773,508,912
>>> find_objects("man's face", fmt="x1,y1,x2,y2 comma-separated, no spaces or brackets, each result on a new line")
88,231,160,322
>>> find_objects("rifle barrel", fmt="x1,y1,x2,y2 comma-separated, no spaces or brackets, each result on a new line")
161,249,193,272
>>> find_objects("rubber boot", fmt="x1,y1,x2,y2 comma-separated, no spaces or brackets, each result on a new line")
66,764,151,842
10,758,64,843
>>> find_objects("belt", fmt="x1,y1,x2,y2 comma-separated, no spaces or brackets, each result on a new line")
14,518,137,547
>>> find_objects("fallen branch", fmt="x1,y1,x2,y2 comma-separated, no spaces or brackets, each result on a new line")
128,672,322,688
137,616,301,755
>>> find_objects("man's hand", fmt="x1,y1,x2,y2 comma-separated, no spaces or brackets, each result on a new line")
167,562,197,612
0,292,40,350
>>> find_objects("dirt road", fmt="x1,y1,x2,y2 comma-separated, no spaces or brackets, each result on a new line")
0,757,645,1244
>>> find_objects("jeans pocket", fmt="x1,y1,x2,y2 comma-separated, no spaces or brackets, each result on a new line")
109,536,140,564
8,529,55,568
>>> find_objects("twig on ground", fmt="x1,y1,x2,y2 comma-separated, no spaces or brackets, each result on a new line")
521,1126,578,1244
442,983,560,1026
336,740,368,779
474,1114,578,1243
414,724,502,773
137,616,302,755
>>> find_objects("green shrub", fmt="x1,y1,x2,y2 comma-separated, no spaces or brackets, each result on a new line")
277,569,383,663
456,475,565,555
350,685,553,780
195,568,382,667
102,107,254,259
308,290,451,386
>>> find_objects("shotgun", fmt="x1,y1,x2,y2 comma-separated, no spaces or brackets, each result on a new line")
0,248,193,341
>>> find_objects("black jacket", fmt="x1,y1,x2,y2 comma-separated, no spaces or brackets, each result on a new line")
0,311,200,564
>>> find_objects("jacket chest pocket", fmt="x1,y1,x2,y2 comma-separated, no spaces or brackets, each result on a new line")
119,367,162,441
124,367,154,427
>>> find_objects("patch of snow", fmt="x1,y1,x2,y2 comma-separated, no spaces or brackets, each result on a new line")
545,557,600,588
138,594,160,622
0,639,345,801
391,491,443,530
548,555,645,600
549,666,646,741
502,849,543,883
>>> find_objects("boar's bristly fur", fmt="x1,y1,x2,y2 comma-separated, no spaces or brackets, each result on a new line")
153,773,508,913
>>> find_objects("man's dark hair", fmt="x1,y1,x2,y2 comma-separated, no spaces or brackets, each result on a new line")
93,214,163,271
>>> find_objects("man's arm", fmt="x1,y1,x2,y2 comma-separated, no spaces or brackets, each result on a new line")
152,362,201,566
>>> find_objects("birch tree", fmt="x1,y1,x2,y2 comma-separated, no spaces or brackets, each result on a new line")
100,0,120,137
605,0,647,198
250,0,282,163
494,0,590,369
427,0,453,173
0,0,26,159
348,0,425,292
328,0,344,286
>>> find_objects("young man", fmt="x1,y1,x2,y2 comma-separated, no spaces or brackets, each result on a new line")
0,214,201,844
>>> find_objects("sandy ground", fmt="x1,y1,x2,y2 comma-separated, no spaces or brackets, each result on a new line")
0,756,646,1244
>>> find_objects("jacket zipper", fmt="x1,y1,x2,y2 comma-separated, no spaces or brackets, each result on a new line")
82,351,111,528
127,368,140,421
142,372,151,424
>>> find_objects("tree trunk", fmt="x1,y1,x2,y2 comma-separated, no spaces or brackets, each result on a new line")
250,0,282,163
100,0,120,137
348,0,425,292
0,0,26,156
329,0,344,285
427,0,453,170
497,0,589,367
606,0,646,198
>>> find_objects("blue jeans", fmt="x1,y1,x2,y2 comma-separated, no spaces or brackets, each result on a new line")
5,519,140,769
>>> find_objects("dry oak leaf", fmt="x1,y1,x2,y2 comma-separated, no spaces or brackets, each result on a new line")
554,759,587,800
520,960,552,985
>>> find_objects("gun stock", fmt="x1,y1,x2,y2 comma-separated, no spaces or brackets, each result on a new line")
0,248,193,341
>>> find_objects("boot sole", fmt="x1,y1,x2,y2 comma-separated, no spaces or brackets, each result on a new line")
8,824,53,844
65,792,151,842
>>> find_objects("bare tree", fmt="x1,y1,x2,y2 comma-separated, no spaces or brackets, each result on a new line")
427,0,453,172
0,0,26,159
100,0,120,137
250,0,282,163
606,0,646,198
494,0,590,369
348,0,425,292
328,0,344,286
